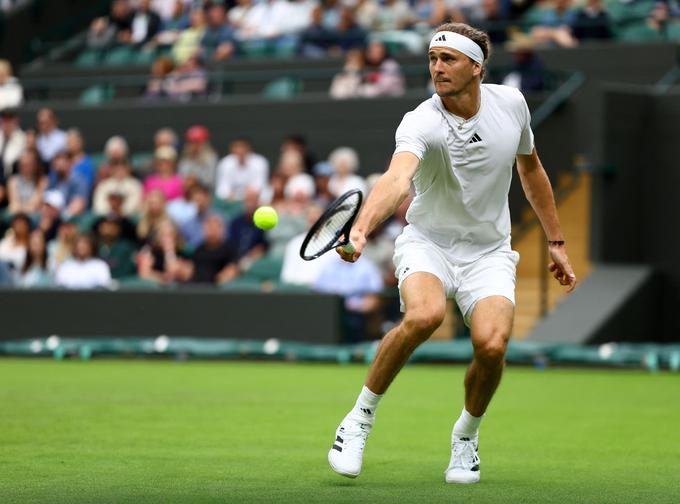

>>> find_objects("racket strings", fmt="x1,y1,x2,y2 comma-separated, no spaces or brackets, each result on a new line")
304,196,360,257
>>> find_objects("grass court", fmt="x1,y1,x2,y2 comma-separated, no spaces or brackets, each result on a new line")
1,359,678,503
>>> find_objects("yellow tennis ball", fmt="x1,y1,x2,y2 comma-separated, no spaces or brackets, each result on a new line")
253,206,278,230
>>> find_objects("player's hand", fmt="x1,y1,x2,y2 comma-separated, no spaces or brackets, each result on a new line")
336,228,366,263
548,244,577,292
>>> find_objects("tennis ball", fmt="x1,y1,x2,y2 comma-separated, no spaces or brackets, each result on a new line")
253,206,278,230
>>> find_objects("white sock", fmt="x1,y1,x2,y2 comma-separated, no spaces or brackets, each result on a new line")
453,408,483,439
350,385,383,422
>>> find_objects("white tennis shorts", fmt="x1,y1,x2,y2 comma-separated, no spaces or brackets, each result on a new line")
393,232,520,326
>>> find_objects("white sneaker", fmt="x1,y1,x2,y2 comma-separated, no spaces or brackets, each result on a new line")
444,434,480,484
327,414,372,478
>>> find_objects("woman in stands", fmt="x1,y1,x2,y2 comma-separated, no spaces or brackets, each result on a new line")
137,220,192,284
18,230,52,288
7,149,48,215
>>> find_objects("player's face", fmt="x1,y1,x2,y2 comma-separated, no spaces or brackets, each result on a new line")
429,48,480,97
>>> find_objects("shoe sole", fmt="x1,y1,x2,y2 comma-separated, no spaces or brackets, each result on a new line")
445,473,480,484
327,450,359,479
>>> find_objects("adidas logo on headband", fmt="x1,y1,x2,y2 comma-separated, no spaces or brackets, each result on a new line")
434,34,447,42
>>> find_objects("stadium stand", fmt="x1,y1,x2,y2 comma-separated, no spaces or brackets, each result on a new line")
2,0,680,345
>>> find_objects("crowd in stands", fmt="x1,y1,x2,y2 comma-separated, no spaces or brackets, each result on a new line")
85,0,680,64
0,107,404,330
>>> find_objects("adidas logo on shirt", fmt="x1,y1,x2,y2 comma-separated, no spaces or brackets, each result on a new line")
469,133,483,144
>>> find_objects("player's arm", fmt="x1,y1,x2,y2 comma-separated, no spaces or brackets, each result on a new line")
516,148,577,292
338,151,419,262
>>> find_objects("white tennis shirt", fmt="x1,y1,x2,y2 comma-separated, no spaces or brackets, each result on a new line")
394,84,534,261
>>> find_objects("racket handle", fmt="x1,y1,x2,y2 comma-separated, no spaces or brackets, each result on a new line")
341,242,356,254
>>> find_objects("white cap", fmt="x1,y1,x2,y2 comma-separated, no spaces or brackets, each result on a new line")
284,173,315,200
44,190,65,211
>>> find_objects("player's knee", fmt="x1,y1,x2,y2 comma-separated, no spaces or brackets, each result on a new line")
403,308,445,340
475,331,509,365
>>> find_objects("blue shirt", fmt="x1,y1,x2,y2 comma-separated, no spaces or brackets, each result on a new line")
314,255,384,311
48,171,89,207
228,213,267,259
72,155,95,192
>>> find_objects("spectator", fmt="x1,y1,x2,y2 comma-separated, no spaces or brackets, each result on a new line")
622,2,673,41
18,230,52,288
137,219,192,283
93,194,138,244
65,129,96,192
55,234,112,289
178,125,218,190
228,187,268,269
87,0,135,48
280,134,316,173
330,48,365,99
358,41,405,97
145,56,175,99
143,146,184,201
0,110,27,179
201,1,235,62
355,0,380,31
301,5,367,56
95,216,138,279
530,0,578,48
280,204,334,286
93,157,143,216
215,138,269,201
178,183,213,249
266,172,313,257
571,0,612,41
474,0,511,44
314,253,384,342
137,189,172,242
152,0,191,23
47,218,76,273
0,212,31,276
96,135,130,183
312,161,334,207
327,146,366,197
373,0,417,32
172,6,206,64
7,149,48,215
154,127,179,151
36,108,67,163
47,151,88,219
502,40,546,92
0,60,23,111
37,190,64,243
164,53,208,101
131,0,162,45
188,213,238,284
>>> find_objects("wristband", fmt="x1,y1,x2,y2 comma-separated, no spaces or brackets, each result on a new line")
548,240,565,246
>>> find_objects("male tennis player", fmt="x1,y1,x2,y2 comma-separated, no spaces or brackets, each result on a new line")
328,23,577,484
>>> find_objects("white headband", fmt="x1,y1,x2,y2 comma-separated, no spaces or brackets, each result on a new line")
429,31,484,65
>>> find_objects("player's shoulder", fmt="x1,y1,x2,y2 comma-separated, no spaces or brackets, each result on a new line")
398,95,443,134
482,83,527,106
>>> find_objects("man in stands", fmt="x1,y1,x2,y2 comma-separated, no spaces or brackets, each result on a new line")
36,108,67,164
215,138,269,202
188,213,238,284
48,151,88,220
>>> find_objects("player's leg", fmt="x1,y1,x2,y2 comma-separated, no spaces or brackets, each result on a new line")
465,296,514,415
445,296,514,484
328,272,447,478
445,248,519,484
365,272,447,393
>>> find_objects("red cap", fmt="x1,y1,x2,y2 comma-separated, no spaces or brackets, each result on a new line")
186,125,210,143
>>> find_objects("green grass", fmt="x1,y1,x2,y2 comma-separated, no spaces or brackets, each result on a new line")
1,359,679,503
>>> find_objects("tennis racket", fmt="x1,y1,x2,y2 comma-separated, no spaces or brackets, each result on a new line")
299,189,363,261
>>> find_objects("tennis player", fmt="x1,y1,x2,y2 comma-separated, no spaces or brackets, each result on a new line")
328,22,577,484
